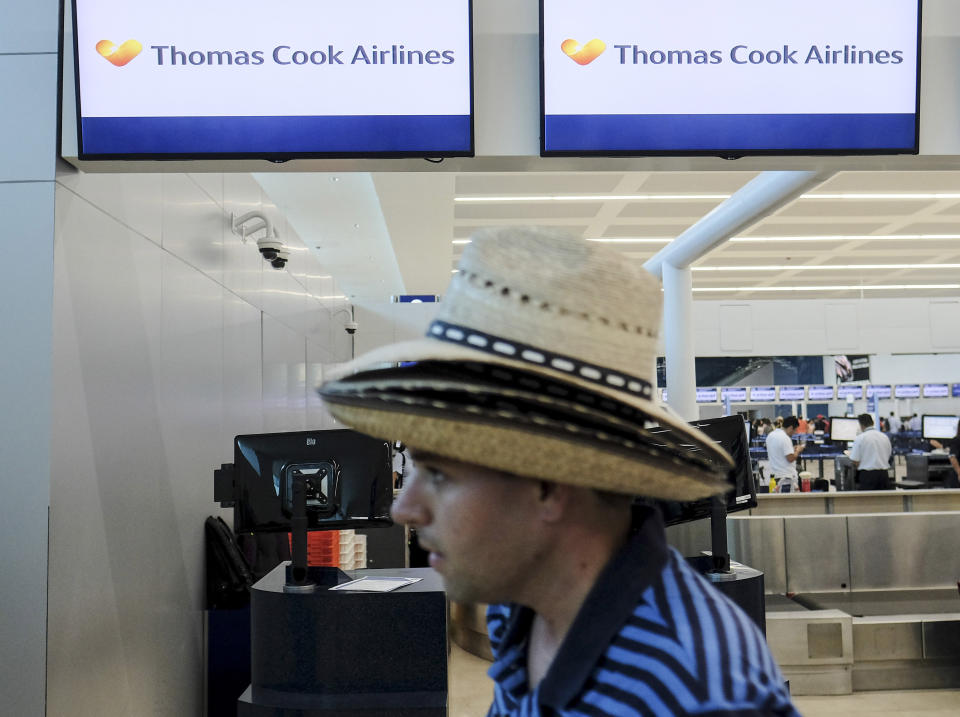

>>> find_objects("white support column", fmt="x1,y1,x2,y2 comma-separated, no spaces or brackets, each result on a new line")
662,263,698,421
647,171,831,426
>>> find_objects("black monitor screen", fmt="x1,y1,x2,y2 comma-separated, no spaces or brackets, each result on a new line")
650,415,756,526
232,429,393,533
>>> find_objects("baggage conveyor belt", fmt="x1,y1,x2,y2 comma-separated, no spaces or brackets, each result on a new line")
765,589,960,694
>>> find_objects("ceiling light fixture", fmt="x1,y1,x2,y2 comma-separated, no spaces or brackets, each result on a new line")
453,192,960,204
802,193,960,200
586,237,673,244
693,263,960,272
453,193,731,202
692,284,960,293
730,234,960,242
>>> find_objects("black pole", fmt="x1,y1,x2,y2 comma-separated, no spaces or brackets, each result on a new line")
709,495,731,574
288,477,311,588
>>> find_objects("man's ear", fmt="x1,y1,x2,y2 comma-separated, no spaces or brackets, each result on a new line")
536,480,569,523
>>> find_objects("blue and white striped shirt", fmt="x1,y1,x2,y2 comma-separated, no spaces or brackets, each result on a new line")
485,507,799,716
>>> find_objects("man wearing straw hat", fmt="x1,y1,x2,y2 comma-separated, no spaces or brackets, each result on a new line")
320,228,798,716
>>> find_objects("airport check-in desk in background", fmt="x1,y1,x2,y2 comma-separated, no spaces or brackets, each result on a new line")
668,490,960,696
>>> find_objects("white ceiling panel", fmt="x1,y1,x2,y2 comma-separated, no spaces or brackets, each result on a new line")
774,200,934,218
636,172,758,193
455,173,625,195
454,202,604,220
617,201,725,218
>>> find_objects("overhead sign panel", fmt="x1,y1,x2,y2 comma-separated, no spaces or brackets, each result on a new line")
778,386,805,401
867,384,892,399
837,385,864,400
808,385,836,401
721,387,748,402
540,0,920,155
750,386,777,402
73,0,474,157
895,384,921,399
922,383,949,398
696,388,719,403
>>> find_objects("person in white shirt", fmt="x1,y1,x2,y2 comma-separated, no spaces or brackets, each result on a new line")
887,412,901,434
908,414,921,432
849,413,893,490
765,416,805,493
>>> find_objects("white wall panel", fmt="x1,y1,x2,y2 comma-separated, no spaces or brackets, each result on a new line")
223,289,264,451
0,0,58,53
49,185,182,717
693,297,960,357
825,304,859,351
0,181,54,717
159,252,225,619
162,174,226,285
188,172,224,207
0,54,57,181
46,171,334,717
57,169,164,244
263,315,307,432
719,304,753,351
930,300,960,349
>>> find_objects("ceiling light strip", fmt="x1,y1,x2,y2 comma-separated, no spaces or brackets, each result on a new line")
693,264,960,272
692,284,960,293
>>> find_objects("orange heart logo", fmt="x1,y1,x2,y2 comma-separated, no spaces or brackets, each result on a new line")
560,38,606,66
95,39,143,67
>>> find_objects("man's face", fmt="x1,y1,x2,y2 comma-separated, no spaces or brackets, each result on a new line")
390,452,546,604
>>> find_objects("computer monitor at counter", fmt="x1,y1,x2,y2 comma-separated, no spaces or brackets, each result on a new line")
828,416,861,443
922,415,959,441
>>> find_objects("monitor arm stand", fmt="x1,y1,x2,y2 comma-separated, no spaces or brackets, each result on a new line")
285,477,316,593
709,496,731,574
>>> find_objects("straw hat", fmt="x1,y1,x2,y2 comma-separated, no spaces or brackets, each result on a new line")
319,227,732,501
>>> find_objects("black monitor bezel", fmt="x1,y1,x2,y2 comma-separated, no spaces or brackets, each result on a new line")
232,429,394,534
654,414,757,527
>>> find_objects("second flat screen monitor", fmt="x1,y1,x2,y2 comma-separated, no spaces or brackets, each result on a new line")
540,0,920,156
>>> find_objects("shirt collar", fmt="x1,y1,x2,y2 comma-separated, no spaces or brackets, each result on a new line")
493,505,669,712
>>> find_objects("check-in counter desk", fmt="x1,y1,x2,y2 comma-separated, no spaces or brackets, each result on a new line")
715,490,960,696
749,488,960,516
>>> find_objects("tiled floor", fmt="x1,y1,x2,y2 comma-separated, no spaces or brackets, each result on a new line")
448,644,960,716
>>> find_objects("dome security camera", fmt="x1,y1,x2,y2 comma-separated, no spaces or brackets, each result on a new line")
257,237,283,262
344,320,359,334
269,248,290,270
257,237,288,269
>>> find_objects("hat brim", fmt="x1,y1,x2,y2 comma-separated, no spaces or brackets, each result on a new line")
320,338,733,500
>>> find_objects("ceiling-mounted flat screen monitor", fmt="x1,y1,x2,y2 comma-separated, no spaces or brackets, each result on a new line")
828,416,860,442
867,384,892,399
895,383,921,399
750,386,776,402
837,385,864,400
72,0,474,158
721,387,748,402
696,387,719,403
778,386,806,401
953,384,960,398
540,0,921,156
922,383,950,398
808,385,836,401
922,415,959,441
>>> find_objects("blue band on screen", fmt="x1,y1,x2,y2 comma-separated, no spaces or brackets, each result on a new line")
81,114,472,155
543,113,916,152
